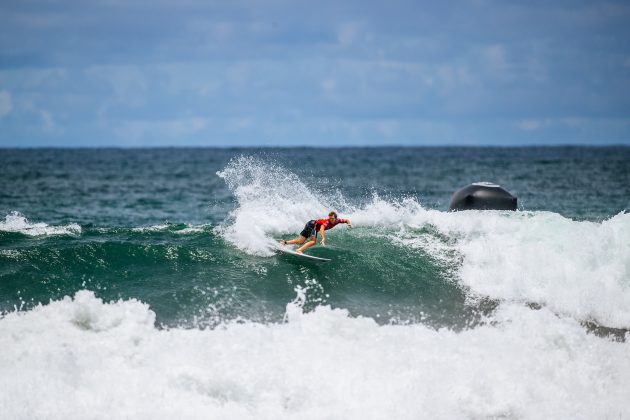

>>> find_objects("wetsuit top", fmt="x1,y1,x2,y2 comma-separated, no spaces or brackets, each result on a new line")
315,218,348,231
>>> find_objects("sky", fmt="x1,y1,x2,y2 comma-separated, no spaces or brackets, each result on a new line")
0,0,629,147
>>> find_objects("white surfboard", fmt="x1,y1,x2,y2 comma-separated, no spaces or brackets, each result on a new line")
275,243,331,262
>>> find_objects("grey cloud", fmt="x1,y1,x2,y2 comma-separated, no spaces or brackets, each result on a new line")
0,0,629,146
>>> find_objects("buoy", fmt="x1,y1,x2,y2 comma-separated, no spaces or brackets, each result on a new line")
449,182,517,211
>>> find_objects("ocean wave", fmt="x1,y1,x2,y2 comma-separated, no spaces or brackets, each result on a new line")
0,290,628,420
0,211,81,236
217,157,630,328
356,206,630,329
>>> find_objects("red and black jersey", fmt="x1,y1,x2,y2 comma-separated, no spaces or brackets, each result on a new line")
315,218,348,231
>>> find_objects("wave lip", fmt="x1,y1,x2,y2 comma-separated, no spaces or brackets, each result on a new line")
0,211,81,236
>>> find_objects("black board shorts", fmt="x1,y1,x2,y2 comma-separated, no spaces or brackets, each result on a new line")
300,220,317,238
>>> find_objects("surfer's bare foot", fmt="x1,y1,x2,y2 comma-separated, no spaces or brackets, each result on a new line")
296,250,303,254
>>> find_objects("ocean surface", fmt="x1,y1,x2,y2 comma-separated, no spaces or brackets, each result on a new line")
1,147,630,419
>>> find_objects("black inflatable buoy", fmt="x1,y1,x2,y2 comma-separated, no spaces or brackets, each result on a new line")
449,182,517,211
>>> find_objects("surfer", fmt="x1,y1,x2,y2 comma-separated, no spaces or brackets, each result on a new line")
281,211,352,254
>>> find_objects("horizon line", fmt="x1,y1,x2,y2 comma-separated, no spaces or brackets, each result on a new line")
2,143,630,150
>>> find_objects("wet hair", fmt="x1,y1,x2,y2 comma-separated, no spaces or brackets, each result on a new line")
329,211,337,218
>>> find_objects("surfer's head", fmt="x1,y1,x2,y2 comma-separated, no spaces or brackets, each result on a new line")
328,211,337,223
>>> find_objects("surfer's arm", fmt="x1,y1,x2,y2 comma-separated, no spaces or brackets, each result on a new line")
345,219,352,228
319,225,326,246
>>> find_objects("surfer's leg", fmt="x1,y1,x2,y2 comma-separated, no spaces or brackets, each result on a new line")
296,237,316,253
285,236,306,245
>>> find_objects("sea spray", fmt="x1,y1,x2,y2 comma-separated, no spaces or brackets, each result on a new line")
216,156,333,255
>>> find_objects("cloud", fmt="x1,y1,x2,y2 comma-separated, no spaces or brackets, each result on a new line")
479,44,510,81
320,78,336,94
40,110,55,132
85,65,148,107
1,0,629,146
517,119,546,131
114,116,209,144
515,117,620,134
336,22,362,46
0,91,12,117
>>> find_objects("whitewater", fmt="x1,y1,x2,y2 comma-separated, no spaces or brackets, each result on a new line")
1,149,630,419
1,289,629,420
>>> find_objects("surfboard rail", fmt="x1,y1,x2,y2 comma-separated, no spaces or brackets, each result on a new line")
275,243,331,262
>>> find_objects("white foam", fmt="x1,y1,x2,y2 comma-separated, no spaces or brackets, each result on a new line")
0,291,628,420
414,210,630,328
131,223,209,234
175,225,208,234
131,223,172,232
0,211,81,236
